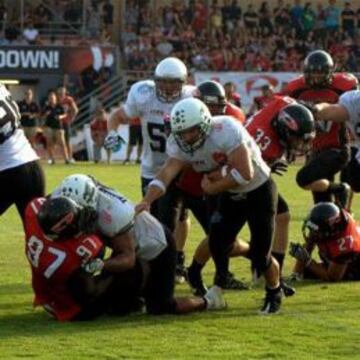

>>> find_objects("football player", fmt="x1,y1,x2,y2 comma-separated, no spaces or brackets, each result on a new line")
24,196,120,321
104,57,194,283
137,98,283,314
177,81,249,294
55,174,226,314
247,83,276,116
104,57,193,230
289,202,360,282
0,83,45,222
308,90,360,200
246,97,316,296
281,50,358,209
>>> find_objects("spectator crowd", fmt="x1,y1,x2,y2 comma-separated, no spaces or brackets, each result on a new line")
2,0,360,73
122,0,360,73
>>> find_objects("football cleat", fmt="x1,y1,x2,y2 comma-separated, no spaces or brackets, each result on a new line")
259,288,282,315
222,272,250,290
204,286,227,310
280,278,296,297
175,264,187,284
288,272,303,282
186,265,208,296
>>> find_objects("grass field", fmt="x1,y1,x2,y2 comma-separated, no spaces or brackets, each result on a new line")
1,163,360,360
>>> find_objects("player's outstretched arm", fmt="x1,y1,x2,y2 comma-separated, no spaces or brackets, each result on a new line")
136,157,186,214
314,103,349,123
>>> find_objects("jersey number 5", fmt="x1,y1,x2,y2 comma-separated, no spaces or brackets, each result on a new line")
147,123,166,153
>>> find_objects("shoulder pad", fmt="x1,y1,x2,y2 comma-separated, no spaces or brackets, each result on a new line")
332,73,359,91
282,76,306,95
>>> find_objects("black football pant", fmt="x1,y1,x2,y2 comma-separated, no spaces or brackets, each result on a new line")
296,147,349,203
0,160,45,221
209,178,278,287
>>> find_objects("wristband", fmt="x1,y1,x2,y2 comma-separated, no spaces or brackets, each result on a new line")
229,168,250,186
149,179,166,193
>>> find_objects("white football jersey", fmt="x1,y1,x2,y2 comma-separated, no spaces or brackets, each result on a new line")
167,116,271,194
339,90,360,144
122,80,195,179
96,187,167,261
0,85,38,171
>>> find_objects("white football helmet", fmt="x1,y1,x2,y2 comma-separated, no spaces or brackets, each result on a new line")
58,174,99,209
154,57,187,102
170,98,212,153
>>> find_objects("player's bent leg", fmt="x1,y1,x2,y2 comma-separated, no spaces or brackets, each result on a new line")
174,204,190,284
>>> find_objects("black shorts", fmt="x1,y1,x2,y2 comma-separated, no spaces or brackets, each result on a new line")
180,191,218,234
141,177,182,232
209,178,278,286
341,146,360,192
129,125,143,146
144,226,177,314
296,147,350,187
0,161,45,220
277,193,289,215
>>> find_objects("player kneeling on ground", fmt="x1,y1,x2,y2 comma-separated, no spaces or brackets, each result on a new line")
289,202,360,282
55,174,225,315
24,196,143,321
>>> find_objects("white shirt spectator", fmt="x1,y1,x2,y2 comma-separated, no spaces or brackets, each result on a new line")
23,25,39,44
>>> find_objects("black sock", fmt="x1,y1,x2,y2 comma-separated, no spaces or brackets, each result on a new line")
266,285,281,294
272,251,285,272
328,183,345,194
176,251,185,266
189,259,204,272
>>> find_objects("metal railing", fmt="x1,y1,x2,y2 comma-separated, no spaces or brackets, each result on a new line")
72,70,155,132
72,74,128,132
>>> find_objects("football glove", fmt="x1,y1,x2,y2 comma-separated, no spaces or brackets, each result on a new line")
289,242,312,267
82,258,104,274
270,160,288,176
104,130,126,152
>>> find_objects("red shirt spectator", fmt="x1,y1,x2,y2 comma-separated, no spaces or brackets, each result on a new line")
90,108,109,147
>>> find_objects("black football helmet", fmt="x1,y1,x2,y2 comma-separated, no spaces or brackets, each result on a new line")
195,81,227,115
272,103,316,157
303,50,334,87
37,196,97,240
302,202,349,243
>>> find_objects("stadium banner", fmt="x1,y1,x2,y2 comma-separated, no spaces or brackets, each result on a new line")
194,72,300,111
0,46,116,74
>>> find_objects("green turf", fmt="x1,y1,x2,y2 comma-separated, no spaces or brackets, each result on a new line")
1,163,360,360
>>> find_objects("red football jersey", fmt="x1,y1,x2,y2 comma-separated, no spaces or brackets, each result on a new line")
225,102,246,124
281,73,358,150
176,102,245,196
317,213,360,263
245,96,296,164
254,95,276,110
24,197,104,321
